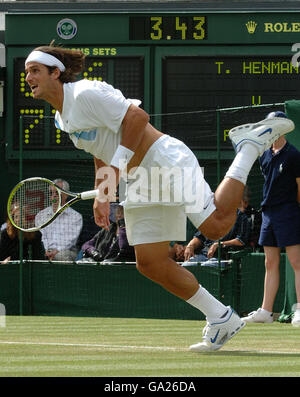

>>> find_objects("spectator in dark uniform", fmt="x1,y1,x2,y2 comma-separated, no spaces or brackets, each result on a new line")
242,111,300,327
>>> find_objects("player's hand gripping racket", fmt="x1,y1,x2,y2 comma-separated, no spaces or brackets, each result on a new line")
7,177,98,232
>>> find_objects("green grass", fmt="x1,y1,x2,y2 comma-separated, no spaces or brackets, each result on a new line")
0,316,300,377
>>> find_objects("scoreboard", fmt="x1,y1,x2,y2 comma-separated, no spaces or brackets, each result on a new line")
129,16,207,41
160,52,299,150
4,11,300,159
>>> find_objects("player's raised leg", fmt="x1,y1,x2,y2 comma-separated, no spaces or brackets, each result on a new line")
200,112,295,241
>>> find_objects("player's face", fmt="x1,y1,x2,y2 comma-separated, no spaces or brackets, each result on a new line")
25,62,55,100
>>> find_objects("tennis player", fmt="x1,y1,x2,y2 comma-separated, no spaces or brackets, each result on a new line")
24,45,294,351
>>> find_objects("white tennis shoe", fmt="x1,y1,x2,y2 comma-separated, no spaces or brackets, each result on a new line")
189,307,246,352
291,309,300,327
229,116,295,156
241,308,273,323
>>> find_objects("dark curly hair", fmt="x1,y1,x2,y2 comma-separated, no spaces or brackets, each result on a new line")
33,42,85,83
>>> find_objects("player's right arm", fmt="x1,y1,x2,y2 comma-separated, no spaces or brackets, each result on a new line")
93,157,119,230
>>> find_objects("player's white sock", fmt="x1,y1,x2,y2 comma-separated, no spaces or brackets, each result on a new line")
186,284,229,321
225,143,259,185
260,308,273,315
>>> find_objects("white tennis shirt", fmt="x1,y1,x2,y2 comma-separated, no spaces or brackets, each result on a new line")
55,79,141,164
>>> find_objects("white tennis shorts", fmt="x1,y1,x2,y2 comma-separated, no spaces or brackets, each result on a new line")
123,135,216,245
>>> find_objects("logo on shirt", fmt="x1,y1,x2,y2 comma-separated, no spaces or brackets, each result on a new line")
57,18,77,40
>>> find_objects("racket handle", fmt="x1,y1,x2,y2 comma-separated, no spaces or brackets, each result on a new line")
80,189,98,200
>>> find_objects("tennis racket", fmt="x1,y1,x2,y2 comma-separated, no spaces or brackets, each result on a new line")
7,177,98,232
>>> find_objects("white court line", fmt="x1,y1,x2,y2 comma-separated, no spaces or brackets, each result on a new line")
0,341,300,355
0,340,184,351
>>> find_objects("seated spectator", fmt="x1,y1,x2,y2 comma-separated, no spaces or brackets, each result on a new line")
0,214,44,263
76,202,121,255
77,202,119,261
35,178,83,261
79,204,135,263
168,242,187,262
182,198,251,267
103,216,136,263
104,204,135,263
1,209,7,231
76,214,101,253
79,222,117,262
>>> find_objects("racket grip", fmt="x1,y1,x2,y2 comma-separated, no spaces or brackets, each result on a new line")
80,189,98,200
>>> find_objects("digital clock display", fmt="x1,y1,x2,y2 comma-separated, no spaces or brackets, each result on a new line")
129,16,207,41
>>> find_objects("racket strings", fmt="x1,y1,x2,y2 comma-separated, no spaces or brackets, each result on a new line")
9,180,59,230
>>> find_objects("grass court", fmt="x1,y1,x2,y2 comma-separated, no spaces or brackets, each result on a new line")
0,316,300,377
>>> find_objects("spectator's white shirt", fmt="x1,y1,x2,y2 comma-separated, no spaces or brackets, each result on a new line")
35,206,83,251
54,79,141,165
